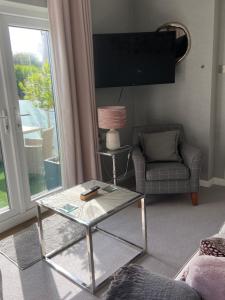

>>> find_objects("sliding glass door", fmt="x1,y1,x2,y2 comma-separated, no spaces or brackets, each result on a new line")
9,25,61,197
0,12,62,223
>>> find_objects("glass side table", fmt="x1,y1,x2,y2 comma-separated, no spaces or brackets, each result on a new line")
97,145,132,185
36,180,146,294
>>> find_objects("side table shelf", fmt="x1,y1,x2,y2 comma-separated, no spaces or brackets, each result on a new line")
97,145,132,185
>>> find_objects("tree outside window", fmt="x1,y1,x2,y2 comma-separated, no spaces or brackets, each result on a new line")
14,53,54,128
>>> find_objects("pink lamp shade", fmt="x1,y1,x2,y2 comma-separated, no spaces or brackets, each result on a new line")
97,106,126,129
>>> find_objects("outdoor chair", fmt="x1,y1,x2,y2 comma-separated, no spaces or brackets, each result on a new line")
24,138,43,175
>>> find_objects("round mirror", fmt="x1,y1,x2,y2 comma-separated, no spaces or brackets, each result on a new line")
156,22,191,64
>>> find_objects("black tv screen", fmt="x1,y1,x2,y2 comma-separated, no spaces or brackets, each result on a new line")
93,31,176,88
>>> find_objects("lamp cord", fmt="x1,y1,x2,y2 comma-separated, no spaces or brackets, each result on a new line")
117,87,125,104
102,149,132,183
116,149,132,180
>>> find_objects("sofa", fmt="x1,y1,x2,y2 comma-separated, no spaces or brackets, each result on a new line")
105,223,225,300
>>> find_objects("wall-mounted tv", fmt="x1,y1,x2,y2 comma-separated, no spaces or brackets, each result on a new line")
93,31,176,88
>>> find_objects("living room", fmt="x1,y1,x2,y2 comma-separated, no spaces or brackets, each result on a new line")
0,0,225,299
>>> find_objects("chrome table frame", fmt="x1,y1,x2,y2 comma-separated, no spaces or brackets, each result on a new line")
36,196,147,294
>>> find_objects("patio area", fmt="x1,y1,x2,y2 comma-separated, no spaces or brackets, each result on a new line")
0,162,47,209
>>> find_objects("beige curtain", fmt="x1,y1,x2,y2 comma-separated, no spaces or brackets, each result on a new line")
48,0,101,187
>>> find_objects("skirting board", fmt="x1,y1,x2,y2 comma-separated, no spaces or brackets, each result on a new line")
200,177,225,188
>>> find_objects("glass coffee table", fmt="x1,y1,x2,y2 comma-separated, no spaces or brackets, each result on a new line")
36,180,147,294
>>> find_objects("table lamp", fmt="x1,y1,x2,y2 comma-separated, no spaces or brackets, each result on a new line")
97,106,126,150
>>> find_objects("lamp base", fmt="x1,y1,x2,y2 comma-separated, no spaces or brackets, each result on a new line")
106,129,120,150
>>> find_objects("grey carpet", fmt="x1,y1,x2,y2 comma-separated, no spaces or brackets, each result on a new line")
1,186,225,299
99,185,225,278
0,214,85,270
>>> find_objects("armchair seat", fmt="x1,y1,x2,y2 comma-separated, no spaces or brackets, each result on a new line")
146,162,190,181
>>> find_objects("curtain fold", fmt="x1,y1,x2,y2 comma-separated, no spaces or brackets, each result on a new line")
48,0,100,187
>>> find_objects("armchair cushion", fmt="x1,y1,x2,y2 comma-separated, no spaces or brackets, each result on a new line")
146,162,190,181
141,130,182,162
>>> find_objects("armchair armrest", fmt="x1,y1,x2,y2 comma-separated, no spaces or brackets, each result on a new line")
132,146,146,193
180,143,202,192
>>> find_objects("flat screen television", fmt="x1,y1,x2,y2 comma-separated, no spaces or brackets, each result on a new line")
93,31,176,88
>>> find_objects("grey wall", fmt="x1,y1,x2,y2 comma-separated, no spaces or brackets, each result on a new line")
9,0,223,181
10,0,224,181
131,0,217,180
208,0,221,179
92,0,219,180
91,0,135,34
91,0,136,181
214,0,225,178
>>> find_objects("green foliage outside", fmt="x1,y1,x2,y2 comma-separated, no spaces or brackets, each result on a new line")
19,62,54,110
13,53,41,67
14,64,40,99
0,162,9,209
13,53,54,127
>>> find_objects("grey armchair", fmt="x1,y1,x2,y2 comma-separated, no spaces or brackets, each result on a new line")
132,124,202,205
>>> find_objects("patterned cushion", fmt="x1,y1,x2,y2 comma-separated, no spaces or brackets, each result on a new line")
146,162,190,181
145,180,190,194
200,237,225,257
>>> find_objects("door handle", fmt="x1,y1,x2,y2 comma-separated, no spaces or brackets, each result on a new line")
15,113,31,129
19,113,31,117
0,110,9,133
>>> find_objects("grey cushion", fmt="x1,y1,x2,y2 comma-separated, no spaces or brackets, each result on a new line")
133,124,184,146
141,130,182,162
105,265,201,300
146,162,190,181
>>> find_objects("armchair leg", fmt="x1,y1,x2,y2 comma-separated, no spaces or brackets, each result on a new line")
191,192,198,206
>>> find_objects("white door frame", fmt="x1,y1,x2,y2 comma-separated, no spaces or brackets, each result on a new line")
0,40,21,222
0,2,64,229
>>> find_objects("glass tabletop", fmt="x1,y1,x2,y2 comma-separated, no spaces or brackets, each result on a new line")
97,145,132,156
37,180,142,226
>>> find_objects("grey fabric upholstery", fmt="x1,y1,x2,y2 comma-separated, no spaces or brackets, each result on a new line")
132,124,202,195
105,265,201,300
146,162,190,181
